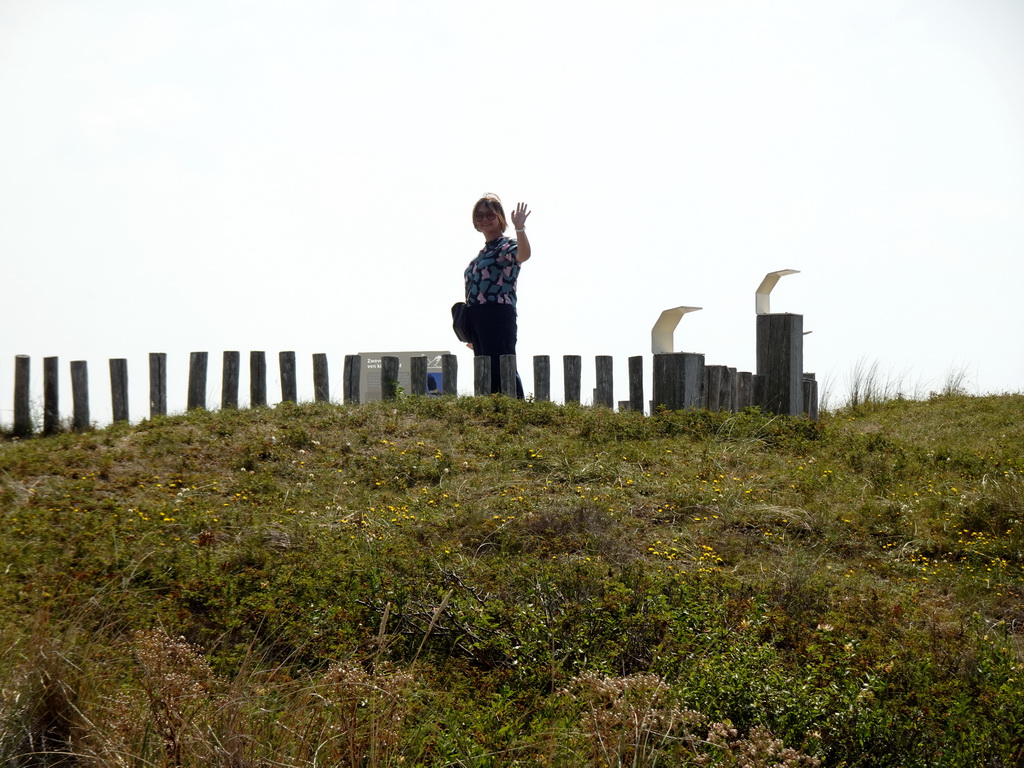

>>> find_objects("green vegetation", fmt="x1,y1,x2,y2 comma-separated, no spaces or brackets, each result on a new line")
1,393,1023,766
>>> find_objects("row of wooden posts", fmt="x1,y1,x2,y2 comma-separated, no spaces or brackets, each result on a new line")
8,329,816,438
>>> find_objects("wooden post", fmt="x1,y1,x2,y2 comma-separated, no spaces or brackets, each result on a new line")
704,365,734,412
500,355,517,397
703,365,720,411
149,353,167,418
222,351,240,409
736,372,753,410
752,374,766,410
474,356,491,395
344,355,361,404
410,355,428,396
188,352,208,411
442,354,458,396
313,353,330,402
803,373,819,421
13,355,31,438
43,356,60,435
756,313,804,416
71,360,90,432
628,356,644,413
652,353,704,411
533,355,550,402
110,358,129,423
563,355,581,404
250,351,267,407
595,356,613,408
381,356,400,400
279,351,297,403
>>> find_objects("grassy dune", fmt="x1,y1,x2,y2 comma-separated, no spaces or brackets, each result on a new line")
1,393,1023,766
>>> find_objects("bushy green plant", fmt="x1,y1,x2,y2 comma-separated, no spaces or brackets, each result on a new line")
1,394,1023,765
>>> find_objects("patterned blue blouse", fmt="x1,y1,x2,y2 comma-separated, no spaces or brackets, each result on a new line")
464,236,521,307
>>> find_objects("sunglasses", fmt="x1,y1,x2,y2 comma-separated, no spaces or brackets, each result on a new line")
473,211,498,222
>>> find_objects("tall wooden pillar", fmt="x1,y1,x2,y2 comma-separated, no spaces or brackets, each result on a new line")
652,353,704,411
756,313,803,416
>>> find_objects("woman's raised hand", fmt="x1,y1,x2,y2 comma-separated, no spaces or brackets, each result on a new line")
510,202,531,230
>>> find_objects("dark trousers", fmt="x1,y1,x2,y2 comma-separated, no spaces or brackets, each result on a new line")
467,302,524,399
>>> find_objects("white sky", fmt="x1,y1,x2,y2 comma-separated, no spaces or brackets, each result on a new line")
3,0,1023,424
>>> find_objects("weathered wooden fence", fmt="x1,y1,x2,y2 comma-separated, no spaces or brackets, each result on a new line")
6,338,817,437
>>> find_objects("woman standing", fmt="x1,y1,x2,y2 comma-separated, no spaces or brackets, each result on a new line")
464,194,532,398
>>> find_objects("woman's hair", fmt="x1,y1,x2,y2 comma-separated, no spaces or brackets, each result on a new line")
472,193,507,233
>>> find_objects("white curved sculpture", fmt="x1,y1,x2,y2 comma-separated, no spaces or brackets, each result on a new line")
755,270,800,315
651,306,702,354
